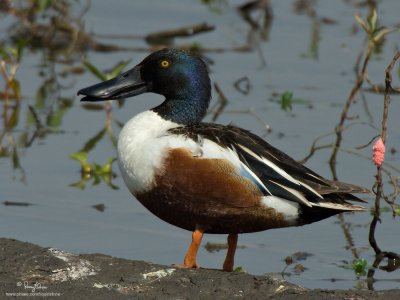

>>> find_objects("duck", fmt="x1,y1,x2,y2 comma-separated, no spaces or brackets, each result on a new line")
78,48,369,272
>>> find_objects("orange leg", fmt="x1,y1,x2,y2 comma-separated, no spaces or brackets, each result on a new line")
222,233,238,272
181,228,204,269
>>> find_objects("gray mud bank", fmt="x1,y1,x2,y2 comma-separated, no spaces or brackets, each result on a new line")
0,238,398,299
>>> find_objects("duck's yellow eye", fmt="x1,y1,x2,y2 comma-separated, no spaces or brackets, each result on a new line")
160,60,170,68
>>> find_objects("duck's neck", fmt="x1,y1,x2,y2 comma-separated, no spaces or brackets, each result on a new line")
152,81,211,125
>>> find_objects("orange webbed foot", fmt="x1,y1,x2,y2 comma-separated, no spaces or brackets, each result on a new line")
178,228,203,270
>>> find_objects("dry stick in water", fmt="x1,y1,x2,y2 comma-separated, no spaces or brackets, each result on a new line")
368,51,400,256
145,23,215,44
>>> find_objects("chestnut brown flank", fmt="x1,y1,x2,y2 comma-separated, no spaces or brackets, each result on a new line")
136,148,290,233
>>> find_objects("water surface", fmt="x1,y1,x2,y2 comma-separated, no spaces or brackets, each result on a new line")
1,0,399,290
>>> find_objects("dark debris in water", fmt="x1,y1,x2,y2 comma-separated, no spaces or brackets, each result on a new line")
204,241,246,253
3,201,33,207
92,203,106,212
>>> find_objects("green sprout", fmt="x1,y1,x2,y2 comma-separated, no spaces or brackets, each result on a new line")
69,152,118,190
354,9,394,45
280,91,293,111
343,258,368,277
275,91,310,112
352,258,368,277
233,266,247,273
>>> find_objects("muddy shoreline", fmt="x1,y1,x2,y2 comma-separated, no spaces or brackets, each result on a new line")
0,238,398,299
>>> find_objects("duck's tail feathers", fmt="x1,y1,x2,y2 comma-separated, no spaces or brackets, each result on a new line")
298,192,368,224
319,179,371,196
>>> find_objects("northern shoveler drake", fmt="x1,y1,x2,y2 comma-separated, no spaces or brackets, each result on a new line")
78,48,369,272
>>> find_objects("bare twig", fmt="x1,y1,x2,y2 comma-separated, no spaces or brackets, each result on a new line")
329,42,373,179
355,134,380,150
211,83,228,122
238,0,273,30
209,108,271,134
105,100,113,133
299,121,373,164
28,105,44,130
145,23,215,44
233,76,252,95
369,51,400,255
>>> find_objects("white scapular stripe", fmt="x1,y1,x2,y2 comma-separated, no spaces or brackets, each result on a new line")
237,144,323,199
298,181,323,199
311,202,365,211
269,180,312,207
237,144,300,185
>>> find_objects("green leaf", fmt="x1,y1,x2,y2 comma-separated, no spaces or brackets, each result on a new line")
15,38,26,60
38,0,51,11
0,47,10,61
93,162,102,173
79,128,107,153
108,132,118,148
109,59,132,79
101,173,112,183
59,97,74,109
92,173,101,185
100,158,113,174
47,109,64,128
82,61,107,81
7,46,18,59
35,79,55,109
354,13,369,33
367,9,377,33
190,42,202,50
12,146,20,170
10,78,20,100
373,27,394,43
7,106,19,129
69,152,88,164
69,180,86,190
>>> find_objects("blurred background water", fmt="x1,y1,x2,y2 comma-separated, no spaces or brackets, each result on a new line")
1,0,399,290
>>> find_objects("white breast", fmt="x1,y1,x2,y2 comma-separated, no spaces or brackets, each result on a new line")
117,110,243,195
118,111,187,194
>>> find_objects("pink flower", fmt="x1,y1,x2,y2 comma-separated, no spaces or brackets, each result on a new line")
372,138,385,167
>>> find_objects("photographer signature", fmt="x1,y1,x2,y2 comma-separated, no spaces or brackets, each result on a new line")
17,281,48,293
